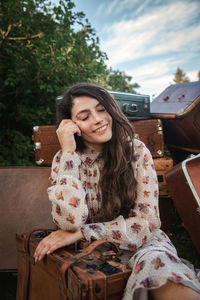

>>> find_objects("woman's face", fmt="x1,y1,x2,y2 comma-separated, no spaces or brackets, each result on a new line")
71,96,113,151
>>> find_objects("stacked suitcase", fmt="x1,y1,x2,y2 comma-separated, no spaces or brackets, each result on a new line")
32,121,173,199
151,81,200,255
151,81,200,160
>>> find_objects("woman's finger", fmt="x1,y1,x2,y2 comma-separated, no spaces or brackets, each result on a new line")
34,233,58,261
34,230,82,262
34,230,68,261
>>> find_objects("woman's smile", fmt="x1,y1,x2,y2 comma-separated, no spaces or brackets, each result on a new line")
93,124,108,134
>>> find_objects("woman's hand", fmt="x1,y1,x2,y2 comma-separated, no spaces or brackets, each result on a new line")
34,229,84,262
56,119,81,153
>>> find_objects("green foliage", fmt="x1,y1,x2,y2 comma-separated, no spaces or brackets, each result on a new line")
101,68,140,93
0,0,139,166
0,0,105,165
173,67,190,84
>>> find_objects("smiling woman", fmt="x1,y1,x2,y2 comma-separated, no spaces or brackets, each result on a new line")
34,83,200,300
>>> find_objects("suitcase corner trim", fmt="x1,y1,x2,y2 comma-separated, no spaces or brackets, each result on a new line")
182,154,200,207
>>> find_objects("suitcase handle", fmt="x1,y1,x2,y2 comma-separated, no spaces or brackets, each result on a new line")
25,229,119,264
123,103,138,114
59,239,119,272
58,239,119,299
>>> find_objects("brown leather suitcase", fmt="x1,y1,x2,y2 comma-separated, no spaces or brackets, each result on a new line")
16,229,132,300
150,81,200,154
32,120,164,166
165,154,200,254
153,157,173,198
131,119,164,158
0,167,56,270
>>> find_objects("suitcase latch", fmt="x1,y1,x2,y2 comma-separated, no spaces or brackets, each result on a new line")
36,158,44,165
123,103,138,114
34,142,41,150
33,126,41,134
178,94,185,101
163,96,169,101
100,250,117,261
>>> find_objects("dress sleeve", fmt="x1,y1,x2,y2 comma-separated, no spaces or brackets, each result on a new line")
47,150,88,231
82,140,161,251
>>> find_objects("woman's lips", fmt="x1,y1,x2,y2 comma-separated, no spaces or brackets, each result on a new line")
94,124,108,134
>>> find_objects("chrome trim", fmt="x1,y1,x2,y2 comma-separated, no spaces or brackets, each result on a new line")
182,154,200,207
157,150,163,155
33,126,40,134
34,142,41,150
36,158,44,165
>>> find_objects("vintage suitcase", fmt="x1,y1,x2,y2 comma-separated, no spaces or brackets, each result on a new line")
165,154,200,254
150,81,200,154
0,167,55,270
16,229,132,300
131,119,164,158
153,157,173,198
109,91,150,120
32,120,164,166
57,91,150,121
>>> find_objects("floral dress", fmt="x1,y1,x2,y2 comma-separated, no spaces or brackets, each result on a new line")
47,139,200,299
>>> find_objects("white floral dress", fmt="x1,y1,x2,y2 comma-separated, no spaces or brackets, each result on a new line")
47,139,200,299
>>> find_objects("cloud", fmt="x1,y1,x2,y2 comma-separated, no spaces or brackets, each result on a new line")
149,25,200,56
97,0,142,17
100,1,200,66
127,59,199,97
137,75,173,98
187,70,199,81
127,60,176,96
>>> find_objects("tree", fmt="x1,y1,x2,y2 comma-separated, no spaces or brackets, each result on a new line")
173,67,190,84
0,0,108,165
197,71,200,81
101,68,140,93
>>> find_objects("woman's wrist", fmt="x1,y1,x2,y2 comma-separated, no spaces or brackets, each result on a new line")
79,228,85,240
62,149,75,154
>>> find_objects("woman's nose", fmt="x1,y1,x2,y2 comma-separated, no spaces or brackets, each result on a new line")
92,112,103,123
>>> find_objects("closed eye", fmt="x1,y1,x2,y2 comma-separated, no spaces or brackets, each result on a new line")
81,115,89,121
97,104,106,112
97,108,106,112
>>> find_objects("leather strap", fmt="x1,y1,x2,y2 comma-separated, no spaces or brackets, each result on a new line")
58,239,119,300
21,229,55,300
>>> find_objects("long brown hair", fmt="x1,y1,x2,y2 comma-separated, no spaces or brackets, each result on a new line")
56,83,137,221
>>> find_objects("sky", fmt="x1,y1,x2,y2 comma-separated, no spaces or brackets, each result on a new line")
54,0,200,98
